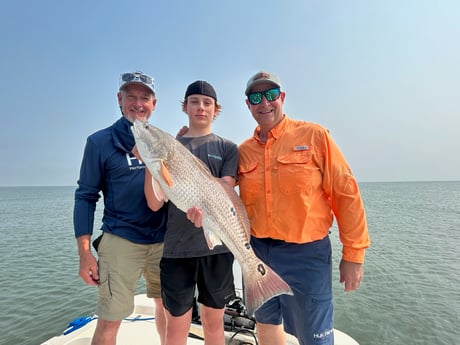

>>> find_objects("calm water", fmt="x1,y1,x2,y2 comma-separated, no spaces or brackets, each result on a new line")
0,182,459,345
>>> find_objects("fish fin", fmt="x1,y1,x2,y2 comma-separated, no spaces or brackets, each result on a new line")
160,161,173,187
217,179,251,241
152,176,168,202
242,261,293,316
203,228,223,250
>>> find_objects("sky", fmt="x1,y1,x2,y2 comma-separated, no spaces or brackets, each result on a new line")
1,0,459,186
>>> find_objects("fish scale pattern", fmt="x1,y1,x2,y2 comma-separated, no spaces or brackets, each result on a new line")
132,120,293,315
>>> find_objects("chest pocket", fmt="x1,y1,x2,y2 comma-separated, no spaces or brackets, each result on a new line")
238,162,261,206
276,151,313,195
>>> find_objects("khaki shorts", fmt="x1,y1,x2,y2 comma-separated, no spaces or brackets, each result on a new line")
96,232,163,321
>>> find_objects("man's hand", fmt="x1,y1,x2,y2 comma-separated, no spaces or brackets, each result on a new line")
77,235,99,286
186,206,203,228
79,251,100,286
177,126,189,137
339,259,364,292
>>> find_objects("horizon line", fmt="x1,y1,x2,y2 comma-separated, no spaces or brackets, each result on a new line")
1,179,460,188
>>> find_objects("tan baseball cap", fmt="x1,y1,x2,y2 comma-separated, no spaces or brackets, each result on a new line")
245,71,282,95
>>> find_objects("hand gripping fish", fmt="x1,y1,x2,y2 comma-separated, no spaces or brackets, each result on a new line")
131,120,292,315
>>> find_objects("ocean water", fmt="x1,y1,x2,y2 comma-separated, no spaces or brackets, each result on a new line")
0,182,459,345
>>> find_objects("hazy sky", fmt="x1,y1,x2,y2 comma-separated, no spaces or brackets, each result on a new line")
1,0,459,186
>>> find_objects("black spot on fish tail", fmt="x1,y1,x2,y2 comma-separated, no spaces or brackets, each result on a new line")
257,263,266,276
230,207,236,216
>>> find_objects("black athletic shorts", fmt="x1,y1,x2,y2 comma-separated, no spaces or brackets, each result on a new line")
160,253,235,317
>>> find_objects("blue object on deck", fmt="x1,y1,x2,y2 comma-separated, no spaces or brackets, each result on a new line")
63,316,96,335
62,315,155,335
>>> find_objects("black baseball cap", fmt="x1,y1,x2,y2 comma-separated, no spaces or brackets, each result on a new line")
184,80,217,101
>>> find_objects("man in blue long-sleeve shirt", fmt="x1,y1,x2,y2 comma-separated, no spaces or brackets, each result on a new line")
73,71,167,345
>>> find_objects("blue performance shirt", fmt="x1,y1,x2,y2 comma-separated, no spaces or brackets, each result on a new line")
73,117,167,244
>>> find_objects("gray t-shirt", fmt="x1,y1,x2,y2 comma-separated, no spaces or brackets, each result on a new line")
162,133,239,258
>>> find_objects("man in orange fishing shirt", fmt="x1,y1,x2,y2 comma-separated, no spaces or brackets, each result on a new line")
237,71,370,345
186,71,370,344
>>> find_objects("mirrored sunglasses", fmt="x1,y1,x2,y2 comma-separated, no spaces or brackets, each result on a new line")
247,88,281,105
121,72,154,85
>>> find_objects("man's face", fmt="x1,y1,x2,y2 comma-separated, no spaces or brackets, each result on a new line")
246,82,285,130
117,84,156,123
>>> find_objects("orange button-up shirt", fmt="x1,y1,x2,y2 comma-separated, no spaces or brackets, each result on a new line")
238,115,370,263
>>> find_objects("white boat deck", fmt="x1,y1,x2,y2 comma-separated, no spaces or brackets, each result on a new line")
42,294,359,345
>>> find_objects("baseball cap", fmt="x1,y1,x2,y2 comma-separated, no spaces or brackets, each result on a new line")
185,80,217,101
245,71,282,95
119,71,155,95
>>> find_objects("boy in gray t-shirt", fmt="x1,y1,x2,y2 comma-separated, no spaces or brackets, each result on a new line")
144,80,238,345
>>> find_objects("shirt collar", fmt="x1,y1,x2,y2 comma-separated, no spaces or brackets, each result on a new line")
253,114,289,143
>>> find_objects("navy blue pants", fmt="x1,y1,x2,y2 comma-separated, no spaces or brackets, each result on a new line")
251,236,334,345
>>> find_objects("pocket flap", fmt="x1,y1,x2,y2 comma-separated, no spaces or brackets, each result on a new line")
239,161,258,174
277,152,310,165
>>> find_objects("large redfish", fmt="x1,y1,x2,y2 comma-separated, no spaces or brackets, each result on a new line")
131,120,292,315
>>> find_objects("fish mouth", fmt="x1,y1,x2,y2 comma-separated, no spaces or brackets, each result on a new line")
131,124,139,136
131,119,145,137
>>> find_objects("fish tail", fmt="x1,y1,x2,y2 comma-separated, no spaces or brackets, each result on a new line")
242,262,293,316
